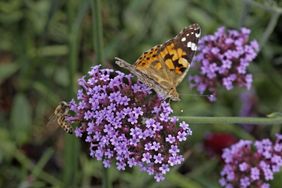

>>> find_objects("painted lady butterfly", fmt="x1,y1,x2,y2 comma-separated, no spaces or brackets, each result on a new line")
115,23,201,101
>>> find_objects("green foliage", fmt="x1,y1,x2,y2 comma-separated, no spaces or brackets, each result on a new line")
0,0,282,187
10,93,32,144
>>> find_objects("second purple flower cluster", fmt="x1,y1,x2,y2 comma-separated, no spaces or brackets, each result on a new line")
189,27,259,101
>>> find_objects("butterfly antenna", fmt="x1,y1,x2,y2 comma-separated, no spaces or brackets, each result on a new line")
168,98,171,103
180,93,212,97
115,57,128,64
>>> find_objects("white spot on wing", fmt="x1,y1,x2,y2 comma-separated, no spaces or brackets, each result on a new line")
187,41,197,51
181,37,186,42
195,32,201,38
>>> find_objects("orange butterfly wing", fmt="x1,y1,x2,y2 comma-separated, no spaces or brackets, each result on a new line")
134,24,201,91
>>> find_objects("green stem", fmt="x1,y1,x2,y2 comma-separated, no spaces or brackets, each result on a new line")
14,149,60,186
260,11,280,48
243,0,281,49
63,0,89,187
91,0,111,187
92,0,104,65
239,0,250,27
178,116,282,125
102,167,111,188
244,0,282,14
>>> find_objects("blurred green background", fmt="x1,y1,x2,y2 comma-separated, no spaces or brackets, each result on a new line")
0,0,282,187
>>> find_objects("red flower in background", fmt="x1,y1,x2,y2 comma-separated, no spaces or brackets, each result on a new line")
204,132,237,156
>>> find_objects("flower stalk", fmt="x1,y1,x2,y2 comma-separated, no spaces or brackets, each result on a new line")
63,0,84,186
178,116,282,125
92,0,104,65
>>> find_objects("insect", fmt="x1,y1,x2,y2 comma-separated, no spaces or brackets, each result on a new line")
49,101,73,134
115,23,201,101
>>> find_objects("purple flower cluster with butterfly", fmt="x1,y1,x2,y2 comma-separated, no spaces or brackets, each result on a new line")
65,65,192,181
219,134,282,188
189,27,259,101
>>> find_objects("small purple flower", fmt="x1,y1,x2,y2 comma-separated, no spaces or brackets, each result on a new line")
65,65,193,182
142,152,152,164
240,177,250,188
190,27,259,101
154,173,165,182
169,145,180,156
177,131,188,141
250,167,260,181
219,134,282,187
145,118,155,128
144,143,152,151
166,135,176,144
103,160,111,168
152,121,163,132
128,115,138,124
154,153,164,164
130,127,143,139
116,161,126,171
74,128,83,137
159,164,170,174
151,141,161,151
261,183,270,188
239,162,248,172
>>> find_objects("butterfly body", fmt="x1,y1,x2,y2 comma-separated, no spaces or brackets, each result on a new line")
115,23,201,101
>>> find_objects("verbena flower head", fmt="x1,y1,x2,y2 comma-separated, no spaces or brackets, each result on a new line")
66,65,192,182
219,134,282,188
189,27,259,101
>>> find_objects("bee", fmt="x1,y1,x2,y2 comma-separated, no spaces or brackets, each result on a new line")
49,101,73,134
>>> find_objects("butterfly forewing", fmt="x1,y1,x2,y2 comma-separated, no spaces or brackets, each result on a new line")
115,23,201,101
160,23,201,86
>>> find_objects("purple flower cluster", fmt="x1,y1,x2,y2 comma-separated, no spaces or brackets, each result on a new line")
189,27,259,101
219,134,282,188
66,65,192,181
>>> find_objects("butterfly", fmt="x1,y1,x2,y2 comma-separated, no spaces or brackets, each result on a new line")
48,101,73,134
115,23,201,101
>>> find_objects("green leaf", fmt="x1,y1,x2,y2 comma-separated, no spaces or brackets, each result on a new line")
10,93,32,144
167,171,203,188
271,170,282,188
0,127,17,160
0,63,19,84
211,124,255,140
267,112,282,118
